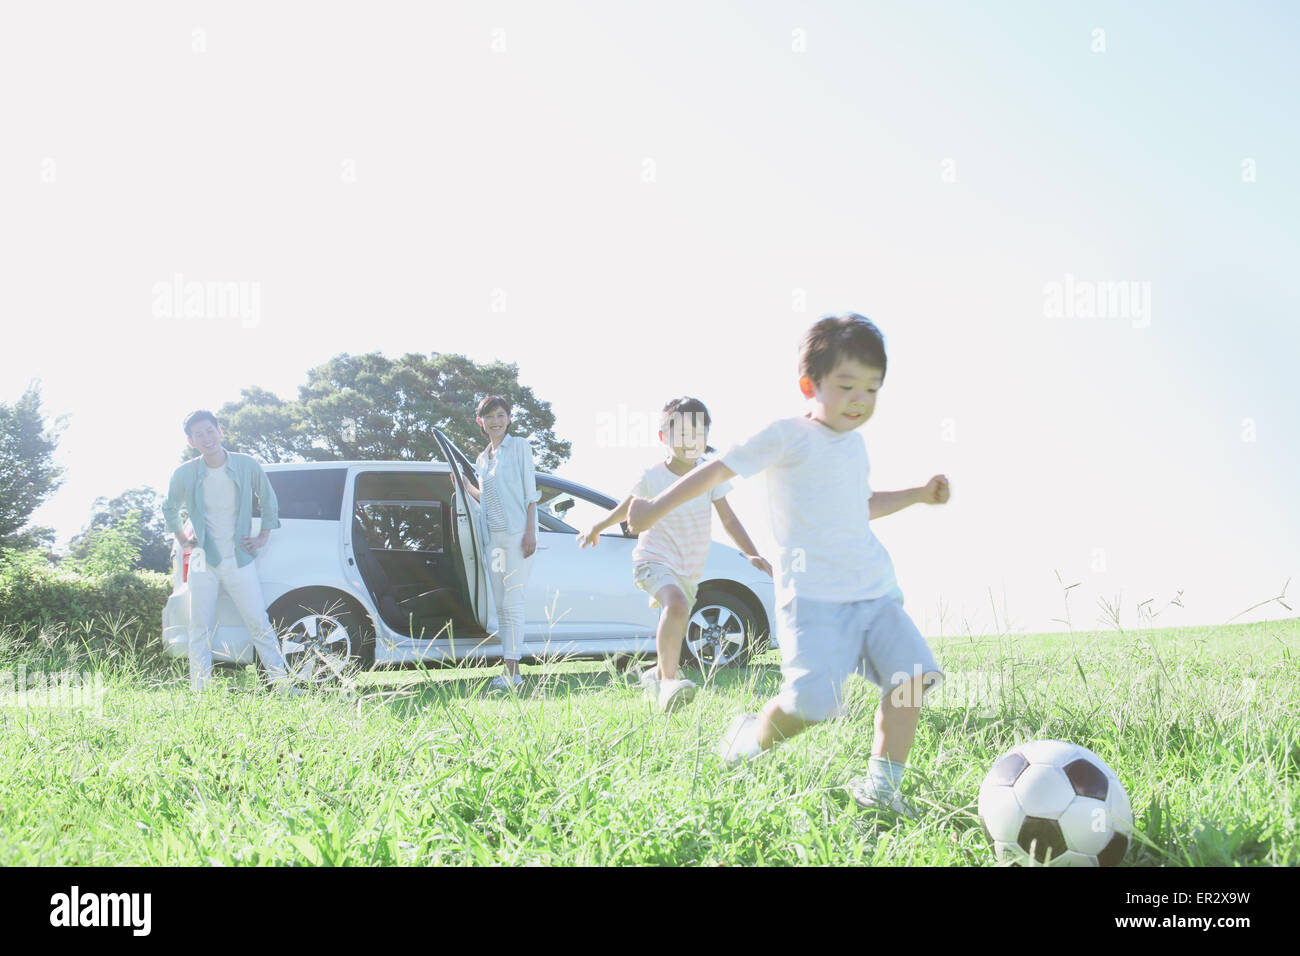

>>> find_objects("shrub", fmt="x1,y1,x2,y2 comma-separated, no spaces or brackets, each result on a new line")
0,549,170,648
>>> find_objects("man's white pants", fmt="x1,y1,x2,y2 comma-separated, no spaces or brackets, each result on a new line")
186,557,290,690
486,531,535,662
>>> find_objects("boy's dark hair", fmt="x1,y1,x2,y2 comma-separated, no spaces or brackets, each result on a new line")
799,313,888,385
660,396,716,454
184,410,220,436
476,395,512,439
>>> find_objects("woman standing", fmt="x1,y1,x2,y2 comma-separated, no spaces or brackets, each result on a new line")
467,395,540,690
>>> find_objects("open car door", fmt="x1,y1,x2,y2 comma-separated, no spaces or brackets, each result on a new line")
433,428,491,632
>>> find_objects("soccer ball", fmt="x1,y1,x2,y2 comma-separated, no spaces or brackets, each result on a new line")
978,739,1133,866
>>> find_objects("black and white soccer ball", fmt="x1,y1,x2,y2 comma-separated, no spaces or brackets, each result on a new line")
978,739,1133,866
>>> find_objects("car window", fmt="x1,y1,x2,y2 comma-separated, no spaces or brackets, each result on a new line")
355,503,445,552
353,471,451,552
255,468,347,521
536,481,625,536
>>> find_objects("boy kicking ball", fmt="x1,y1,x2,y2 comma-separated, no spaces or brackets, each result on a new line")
579,397,771,712
626,315,949,815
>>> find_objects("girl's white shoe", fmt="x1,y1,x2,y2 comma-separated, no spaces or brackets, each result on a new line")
657,677,697,712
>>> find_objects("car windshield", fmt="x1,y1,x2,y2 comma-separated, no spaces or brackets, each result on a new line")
537,482,621,535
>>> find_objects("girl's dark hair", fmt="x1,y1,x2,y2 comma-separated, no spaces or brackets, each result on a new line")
660,396,716,455
799,313,887,385
476,395,512,440
184,409,219,436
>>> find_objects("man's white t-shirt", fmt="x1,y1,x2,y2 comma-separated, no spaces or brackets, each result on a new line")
203,463,240,561
631,461,733,580
721,415,898,608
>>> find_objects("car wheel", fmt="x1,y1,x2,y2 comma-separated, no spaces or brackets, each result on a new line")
265,590,375,686
680,588,761,673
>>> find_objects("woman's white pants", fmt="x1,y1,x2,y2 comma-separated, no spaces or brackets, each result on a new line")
486,530,534,661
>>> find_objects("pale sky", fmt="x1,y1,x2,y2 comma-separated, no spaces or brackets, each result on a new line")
2,1,1297,636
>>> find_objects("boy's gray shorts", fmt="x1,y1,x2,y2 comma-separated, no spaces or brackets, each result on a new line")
774,595,944,723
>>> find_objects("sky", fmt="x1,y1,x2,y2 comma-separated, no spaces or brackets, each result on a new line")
2,1,1297,637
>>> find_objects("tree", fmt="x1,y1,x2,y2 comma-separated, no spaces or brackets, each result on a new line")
0,382,65,553
67,487,172,573
75,509,145,577
184,352,571,471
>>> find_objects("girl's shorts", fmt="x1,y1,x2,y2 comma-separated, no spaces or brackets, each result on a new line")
633,562,699,610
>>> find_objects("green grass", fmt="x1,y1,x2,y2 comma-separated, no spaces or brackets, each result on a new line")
0,614,1296,865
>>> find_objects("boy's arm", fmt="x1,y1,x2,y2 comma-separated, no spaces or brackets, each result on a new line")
626,460,736,534
868,475,950,519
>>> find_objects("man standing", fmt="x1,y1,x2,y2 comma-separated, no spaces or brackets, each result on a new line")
162,410,299,695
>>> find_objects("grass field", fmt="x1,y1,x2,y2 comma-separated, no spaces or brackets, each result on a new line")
0,614,1296,866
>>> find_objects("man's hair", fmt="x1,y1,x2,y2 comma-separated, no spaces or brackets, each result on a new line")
184,410,220,436
660,396,715,454
476,395,512,439
799,313,888,385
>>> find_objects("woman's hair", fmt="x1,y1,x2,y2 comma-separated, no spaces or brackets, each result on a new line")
660,396,716,455
476,395,512,439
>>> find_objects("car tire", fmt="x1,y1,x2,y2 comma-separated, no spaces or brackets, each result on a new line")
264,589,375,687
680,587,763,673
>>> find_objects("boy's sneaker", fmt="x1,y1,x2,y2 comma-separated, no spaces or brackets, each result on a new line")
845,777,919,819
489,673,524,692
657,677,697,713
717,713,763,766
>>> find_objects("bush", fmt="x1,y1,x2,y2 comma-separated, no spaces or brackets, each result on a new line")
0,549,170,640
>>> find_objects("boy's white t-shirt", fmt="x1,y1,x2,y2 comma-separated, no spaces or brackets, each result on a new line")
202,463,240,561
721,415,899,608
631,461,733,580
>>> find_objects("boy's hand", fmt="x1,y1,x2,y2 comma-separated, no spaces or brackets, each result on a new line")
625,496,655,534
577,526,600,549
747,554,774,577
921,475,950,505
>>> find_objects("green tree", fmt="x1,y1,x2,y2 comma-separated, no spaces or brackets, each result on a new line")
0,382,65,553
184,352,571,470
76,509,144,577
67,487,172,573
